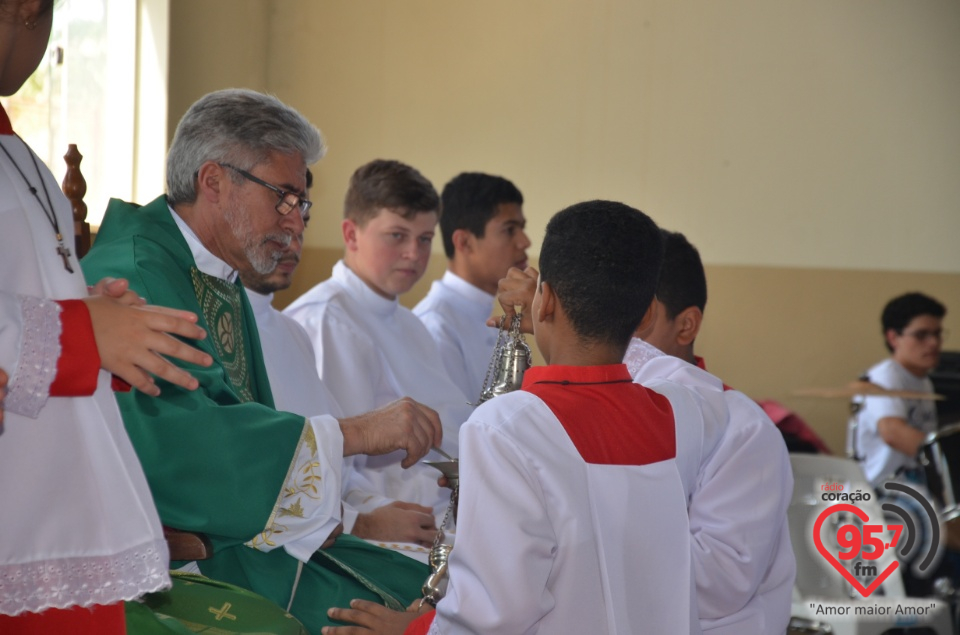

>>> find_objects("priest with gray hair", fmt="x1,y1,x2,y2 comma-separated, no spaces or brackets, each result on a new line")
82,88,440,631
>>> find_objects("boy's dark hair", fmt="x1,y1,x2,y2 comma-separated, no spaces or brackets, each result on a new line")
656,229,707,320
439,172,523,258
343,159,439,226
539,200,663,349
881,292,946,352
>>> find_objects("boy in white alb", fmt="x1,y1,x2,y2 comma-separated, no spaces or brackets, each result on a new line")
413,172,530,402
626,230,794,635
285,160,473,518
490,229,794,634
855,292,946,488
326,200,701,635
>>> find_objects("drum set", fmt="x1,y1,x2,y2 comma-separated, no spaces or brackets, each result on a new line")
788,380,958,634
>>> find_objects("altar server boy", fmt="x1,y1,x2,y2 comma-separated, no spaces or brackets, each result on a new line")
285,159,474,519
413,172,530,402
324,200,702,635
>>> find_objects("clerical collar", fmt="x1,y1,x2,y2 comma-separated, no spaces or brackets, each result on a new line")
522,364,633,388
333,260,398,318
0,103,13,135
168,205,237,282
442,270,495,312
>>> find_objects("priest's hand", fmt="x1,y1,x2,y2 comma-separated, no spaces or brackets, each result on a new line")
339,398,442,468
486,266,537,334
83,296,213,397
323,598,426,635
352,501,438,547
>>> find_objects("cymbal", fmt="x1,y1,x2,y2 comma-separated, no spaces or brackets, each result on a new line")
793,380,945,400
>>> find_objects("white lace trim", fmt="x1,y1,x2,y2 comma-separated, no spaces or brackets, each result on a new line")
0,538,170,616
622,337,665,379
4,296,61,418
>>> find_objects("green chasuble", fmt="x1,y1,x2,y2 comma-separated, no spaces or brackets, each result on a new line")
82,195,427,633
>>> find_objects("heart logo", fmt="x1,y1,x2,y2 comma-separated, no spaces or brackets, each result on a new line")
812,503,899,597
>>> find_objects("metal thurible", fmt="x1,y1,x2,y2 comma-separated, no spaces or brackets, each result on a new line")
422,480,457,607
422,312,531,606
473,313,532,405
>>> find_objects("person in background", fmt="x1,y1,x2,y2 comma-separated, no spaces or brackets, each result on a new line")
856,292,946,488
854,292,952,597
413,172,530,402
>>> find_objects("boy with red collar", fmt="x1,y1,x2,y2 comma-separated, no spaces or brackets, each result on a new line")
323,201,701,634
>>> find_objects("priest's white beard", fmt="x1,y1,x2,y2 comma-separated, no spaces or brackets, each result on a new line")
224,199,293,274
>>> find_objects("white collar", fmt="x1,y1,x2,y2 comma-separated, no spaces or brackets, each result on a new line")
441,270,495,319
169,205,237,282
333,260,398,318
243,287,275,316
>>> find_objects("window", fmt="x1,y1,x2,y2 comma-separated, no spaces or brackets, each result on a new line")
1,0,168,227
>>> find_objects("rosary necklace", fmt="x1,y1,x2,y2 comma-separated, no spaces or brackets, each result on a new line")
0,136,74,273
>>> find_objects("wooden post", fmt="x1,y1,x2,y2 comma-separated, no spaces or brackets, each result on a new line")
61,144,90,258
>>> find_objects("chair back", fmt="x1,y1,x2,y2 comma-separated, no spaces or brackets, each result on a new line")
61,144,90,258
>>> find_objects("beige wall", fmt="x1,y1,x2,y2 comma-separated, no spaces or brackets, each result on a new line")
167,0,270,141
272,248,960,455
169,0,960,452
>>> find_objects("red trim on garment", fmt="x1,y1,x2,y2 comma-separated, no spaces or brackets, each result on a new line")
0,602,125,635
403,609,435,635
694,356,732,391
0,103,13,135
111,376,132,393
49,300,101,397
522,364,677,465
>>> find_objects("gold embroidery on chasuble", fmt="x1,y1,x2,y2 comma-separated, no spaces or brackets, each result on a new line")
190,268,254,402
246,425,324,551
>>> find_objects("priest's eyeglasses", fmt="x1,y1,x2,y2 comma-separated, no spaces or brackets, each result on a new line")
220,163,313,217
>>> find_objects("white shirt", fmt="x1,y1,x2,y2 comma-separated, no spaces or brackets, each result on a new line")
430,368,699,634
245,289,362,535
624,338,795,635
284,261,474,517
0,132,169,615
413,271,498,403
170,212,345,563
855,357,938,487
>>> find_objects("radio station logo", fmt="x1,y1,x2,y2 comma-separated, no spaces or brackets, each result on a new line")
813,481,941,598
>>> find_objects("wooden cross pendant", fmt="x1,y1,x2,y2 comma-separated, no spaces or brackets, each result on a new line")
57,240,74,273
